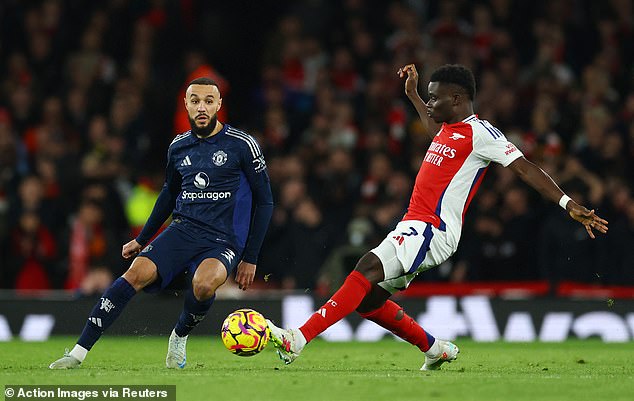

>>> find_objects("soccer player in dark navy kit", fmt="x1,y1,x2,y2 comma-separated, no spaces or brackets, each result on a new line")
50,78,274,369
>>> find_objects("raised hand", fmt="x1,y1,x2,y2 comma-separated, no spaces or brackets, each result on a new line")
567,202,609,239
398,64,420,97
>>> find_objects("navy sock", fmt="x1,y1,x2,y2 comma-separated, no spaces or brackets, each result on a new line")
77,277,137,350
174,290,215,337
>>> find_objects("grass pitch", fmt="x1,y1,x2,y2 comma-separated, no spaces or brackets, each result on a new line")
1,337,632,401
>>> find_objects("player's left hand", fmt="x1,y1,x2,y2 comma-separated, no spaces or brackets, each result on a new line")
567,202,609,239
235,261,256,291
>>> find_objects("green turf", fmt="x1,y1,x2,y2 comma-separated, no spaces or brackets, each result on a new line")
1,337,632,401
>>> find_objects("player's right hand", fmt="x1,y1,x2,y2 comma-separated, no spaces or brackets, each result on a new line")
122,239,143,259
398,64,419,97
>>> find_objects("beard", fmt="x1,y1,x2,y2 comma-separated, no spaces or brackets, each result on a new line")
189,114,218,137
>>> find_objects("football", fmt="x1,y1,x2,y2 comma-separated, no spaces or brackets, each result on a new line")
220,308,270,356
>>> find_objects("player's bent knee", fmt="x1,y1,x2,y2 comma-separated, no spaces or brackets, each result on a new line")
122,257,158,291
192,259,227,301
192,281,216,301
192,274,224,301
354,252,385,284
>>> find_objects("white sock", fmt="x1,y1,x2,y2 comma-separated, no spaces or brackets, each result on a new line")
425,340,441,357
294,329,307,349
69,344,88,362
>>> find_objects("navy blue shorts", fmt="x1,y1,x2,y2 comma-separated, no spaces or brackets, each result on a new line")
138,221,240,293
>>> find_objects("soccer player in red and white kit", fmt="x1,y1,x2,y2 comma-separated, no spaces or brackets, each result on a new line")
267,63,609,370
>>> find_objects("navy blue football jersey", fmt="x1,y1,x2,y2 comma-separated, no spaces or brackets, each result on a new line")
136,124,273,263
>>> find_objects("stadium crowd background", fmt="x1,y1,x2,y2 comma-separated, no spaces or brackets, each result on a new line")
0,0,632,296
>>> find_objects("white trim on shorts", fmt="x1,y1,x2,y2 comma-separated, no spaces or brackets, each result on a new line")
370,220,456,294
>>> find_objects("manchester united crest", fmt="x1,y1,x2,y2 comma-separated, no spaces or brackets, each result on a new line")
212,150,228,166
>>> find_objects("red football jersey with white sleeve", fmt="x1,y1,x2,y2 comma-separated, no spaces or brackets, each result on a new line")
403,114,523,247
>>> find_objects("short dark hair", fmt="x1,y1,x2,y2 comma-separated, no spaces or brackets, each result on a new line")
429,64,476,100
188,77,219,88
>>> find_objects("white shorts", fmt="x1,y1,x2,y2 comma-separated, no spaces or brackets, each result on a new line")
370,220,456,294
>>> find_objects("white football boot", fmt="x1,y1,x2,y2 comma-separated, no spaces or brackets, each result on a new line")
165,329,188,369
49,349,81,369
421,339,460,371
266,319,306,365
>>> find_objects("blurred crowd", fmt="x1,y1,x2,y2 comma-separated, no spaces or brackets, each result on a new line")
0,0,633,295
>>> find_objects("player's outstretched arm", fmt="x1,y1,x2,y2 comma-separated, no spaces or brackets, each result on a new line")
398,64,435,139
507,156,608,239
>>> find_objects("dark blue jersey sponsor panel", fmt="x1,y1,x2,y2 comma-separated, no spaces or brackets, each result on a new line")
136,124,273,273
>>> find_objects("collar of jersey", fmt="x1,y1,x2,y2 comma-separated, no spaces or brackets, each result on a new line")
461,114,477,122
442,114,477,128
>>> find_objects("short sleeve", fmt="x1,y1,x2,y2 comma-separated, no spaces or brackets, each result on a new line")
471,120,523,167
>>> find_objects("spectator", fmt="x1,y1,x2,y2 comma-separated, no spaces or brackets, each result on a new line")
63,198,119,294
537,179,608,285
283,197,333,290
8,210,58,290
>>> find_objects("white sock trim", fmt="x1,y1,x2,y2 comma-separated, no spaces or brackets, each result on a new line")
171,328,188,339
296,329,307,348
425,340,441,357
69,344,88,362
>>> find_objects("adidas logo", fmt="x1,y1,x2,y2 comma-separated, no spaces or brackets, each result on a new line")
180,156,192,166
221,249,236,263
89,317,102,327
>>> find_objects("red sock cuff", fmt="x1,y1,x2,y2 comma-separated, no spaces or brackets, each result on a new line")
347,270,372,293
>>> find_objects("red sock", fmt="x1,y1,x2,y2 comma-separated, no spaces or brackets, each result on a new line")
359,300,435,352
299,271,371,342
